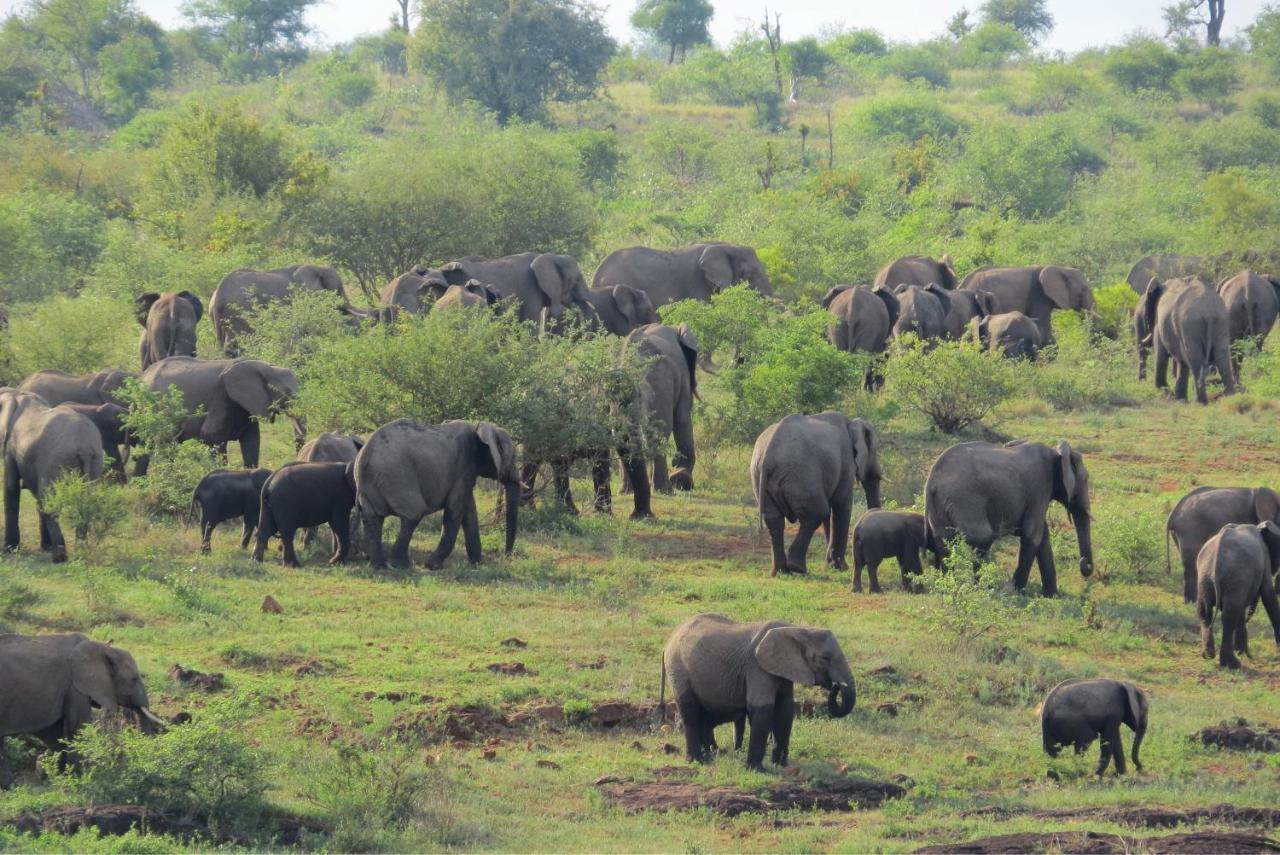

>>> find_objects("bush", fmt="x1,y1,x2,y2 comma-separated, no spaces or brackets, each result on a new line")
1173,47,1240,108
3,292,136,381
917,540,1016,650
1103,38,1182,93
882,336,1018,432
0,191,106,305
1091,282,1137,340
134,440,221,518
957,22,1028,69
881,44,951,87
43,474,130,547
236,289,355,377
828,29,888,59
1028,313,1145,411
848,93,960,142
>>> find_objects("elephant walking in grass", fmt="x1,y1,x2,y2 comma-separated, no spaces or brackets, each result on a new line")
852,510,927,593
1141,277,1236,404
1168,487,1280,604
924,440,1094,597
379,266,451,315
0,390,104,563
135,291,203,369
975,311,1043,359
254,462,357,567
661,614,856,770
942,289,997,340
822,284,898,389
873,254,957,291
190,468,273,554
751,412,882,577
1197,522,1280,670
18,369,133,408
355,420,520,570
1041,678,1148,776
627,323,698,496
210,265,360,355
960,265,1095,345
1217,270,1280,378
441,253,594,327
592,243,772,309
892,284,951,343
584,284,659,336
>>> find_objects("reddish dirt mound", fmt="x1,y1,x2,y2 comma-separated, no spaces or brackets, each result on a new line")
1194,720,1280,752
600,775,905,816
915,830,1280,854
167,664,224,692
1033,805,1280,829
486,662,533,676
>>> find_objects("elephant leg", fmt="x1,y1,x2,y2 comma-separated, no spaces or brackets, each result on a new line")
394,515,424,569
240,517,255,550
652,455,671,495
1097,723,1122,775
852,548,865,593
251,524,269,562
1199,594,1216,660
1180,544,1202,604
4,460,20,553
519,461,541,507
867,557,883,594
1011,527,1044,592
552,460,577,515
786,519,821,575
201,514,214,554
1219,611,1243,669
280,528,300,568
365,513,387,569
763,507,788,578
1192,362,1208,405
1236,617,1250,658
1173,358,1190,402
1214,337,1237,395
461,496,483,565
745,704,775,771
427,507,463,570
239,422,261,468
38,511,52,551
901,549,923,592
40,509,67,564
302,526,316,549
825,496,852,571
622,448,653,520
1259,576,1280,645
676,691,707,763
700,719,719,755
1154,339,1170,391
329,512,350,565
770,684,794,767
591,453,612,514
1035,531,1058,598
670,398,695,491
734,715,745,751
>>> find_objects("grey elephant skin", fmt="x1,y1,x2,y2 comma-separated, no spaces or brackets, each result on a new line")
942,289,996,340
254,461,356,567
1168,486,1280,603
1217,269,1280,377
751,411,882,576
136,291,202,369
1132,302,1154,381
892,283,951,342
852,510,926,593
1126,251,1280,294
584,284,658,335
592,243,772,309
190,468,273,554
59,403,134,478
434,280,502,311
976,311,1043,359
210,265,354,355
139,357,303,470
0,634,163,779
19,369,133,408
628,323,698,497
0,390,104,563
1141,277,1236,404
660,614,856,770
960,265,1095,344
355,419,520,570
873,254,957,291
442,253,593,326
380,265,450,315
1041,678,1148,776
924,440,1093,597
297,431,364,549
823,284,898,353
1196,522,1280,670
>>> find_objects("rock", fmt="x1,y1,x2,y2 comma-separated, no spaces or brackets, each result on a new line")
486,662,532,676
870,665,897,676
594,775,632,785
661,743,681,755
500,637,527,648
630,741,645,751
260,595,283,614
169,712,192,726
964,753,979,764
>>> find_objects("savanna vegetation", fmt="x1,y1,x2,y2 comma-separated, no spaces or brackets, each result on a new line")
1,0,1280,850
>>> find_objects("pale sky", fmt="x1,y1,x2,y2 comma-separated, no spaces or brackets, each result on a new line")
1,0,1272,53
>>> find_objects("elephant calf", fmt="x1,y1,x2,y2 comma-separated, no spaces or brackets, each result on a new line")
1041,678,1148,776
661,614,856,770
975,311,1042,360
254,462,357,567
191,468,273,554
852,510,927,593
1196,522,1280,670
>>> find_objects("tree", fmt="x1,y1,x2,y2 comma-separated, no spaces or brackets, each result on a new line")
391,0,411,31
1163,0,1226,46
183,0,315,76
979,0,1053,45
413,0,615,124
783,37,829,101
630,0,712,64
947,7,974,39
1249,6,1280,78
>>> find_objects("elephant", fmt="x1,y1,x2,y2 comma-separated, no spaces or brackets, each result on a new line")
139,357,303,471
297,432,364,549
254,461,356,567
1041,678,1148,776
18,369,134,408
975,311,1043,359
59,403,134,477
751,411,882,577
627,323,698,497
190,468,273,555
873,254,957,291
210,265,359,355
379,265,451,315
591,243,772,310
660,613,856,770
355,419,520,570
1166,486,1280,604
822,284,898,390
1133,302,1153,381
584,284,659,336
0,390,104,563
1141,277,1236,405
1217,270,1280,378
943,289,997,340
924,440,1094,597
852,510,927,594
441,253,594,327
892,283,951,343
135,291,203,370
1126,251,1280,294
434,280,502,311
0,634,164,779
1197,522,1280,670
960,265,1095,344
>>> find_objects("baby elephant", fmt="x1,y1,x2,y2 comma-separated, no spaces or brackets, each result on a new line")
253,462,356,567
852,510,927,593
1041,678,1148,776
1197,521,1280,670
190,468,273,554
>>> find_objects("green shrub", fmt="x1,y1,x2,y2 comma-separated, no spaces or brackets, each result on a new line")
917,540,1016,650
849,93,960,142
314,55,377,109
956,22,1028,69
134,441,221,518
882,336,1018,433
117,381,195,453
0,579,39,623
0,191,106,305
1248,92,1280,129
1103,38,1182,93
43,474,130,547
3,292,136,381
1091,282,1137,340
1029,313,1143,411
881,44,951,87
829,29,888,59
236,288,355,377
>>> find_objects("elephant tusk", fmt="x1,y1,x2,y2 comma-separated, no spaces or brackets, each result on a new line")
139,707,168,728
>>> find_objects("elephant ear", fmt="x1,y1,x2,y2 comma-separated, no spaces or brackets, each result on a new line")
924,282,952,315
613,284,644,325
221,361,275,418
440,262,470,287
1254,488,1280,525
530,254,569,312
847,418,877,482
482,285,502,306
697,244,734,291
939,255,958,290
1122,682,1148,733
476,422,513,480
350,434,365,452
134,293,162,326
754,626,817,685
1037,267,1076,309
177,290,204,324
1056,440,1078,504
821,284,852,309
975,315,991,347
871,285,900,329
1140,278,1164,344
974,290,998,318
1266,275,1280,303
675,324,699,397
70,640,120,713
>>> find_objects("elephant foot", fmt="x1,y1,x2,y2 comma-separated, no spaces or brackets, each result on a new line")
745,760,766,772
201,545,211,555
671,470,693,491
656,485,674,496
1220,655,1242,670
423,554,444,571
827,557,848,571
51,548,67,564
851,582,862,593
629,510,655,522
786,562,808,575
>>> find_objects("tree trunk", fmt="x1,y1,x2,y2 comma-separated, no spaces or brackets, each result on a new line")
826,106,834,170
1206,0,1224,46
761,8,783,97
668,41,676,64
397,0,410,31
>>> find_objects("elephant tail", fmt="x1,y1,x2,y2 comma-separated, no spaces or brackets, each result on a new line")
80,447,103,483
1165,521,1172,576
658,656,667,723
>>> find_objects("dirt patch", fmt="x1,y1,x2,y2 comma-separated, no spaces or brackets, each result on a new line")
1194,720,1280,752
386,699,674,746
600,774,905,816
10,805,327,847
167,664,224,692
290,658,335,677
915,830,1280,854
1032,805,1280,829
486,662,534,676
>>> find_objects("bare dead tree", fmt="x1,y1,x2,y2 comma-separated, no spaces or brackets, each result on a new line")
760,8,783,98
1206,0,1225,45
394,0,411,31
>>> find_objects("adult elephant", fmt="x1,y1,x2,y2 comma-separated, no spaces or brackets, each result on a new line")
298,431,363,464
441,253,594,327
0,634,163,778
355,419,520,570
892,284,951,343
1141,277,1236,404
379,265,451,315
18,369,134,408
924,440,1094,597
584,284,659,336
135,291,203,370
873,254,957,291
1166,486,1280,604
960,265,1095,344
943,290,998,340
1126,254,1210,294
628,323,698,498
1217,270,1280,378
975,311,1043,359
591,243,772,309
434,281,502,311
140,357,303,470
210,265,359,355
0,390,104,562
822,284,898,354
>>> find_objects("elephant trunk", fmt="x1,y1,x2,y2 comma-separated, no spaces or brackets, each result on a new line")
750,271,773,297
290,415,307,451
503,480,520,556
1073,508,1094,577
862,474,882,510
827,683,856,718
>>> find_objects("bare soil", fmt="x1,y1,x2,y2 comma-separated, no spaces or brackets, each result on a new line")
915,830,1280,854
599,773,905,816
